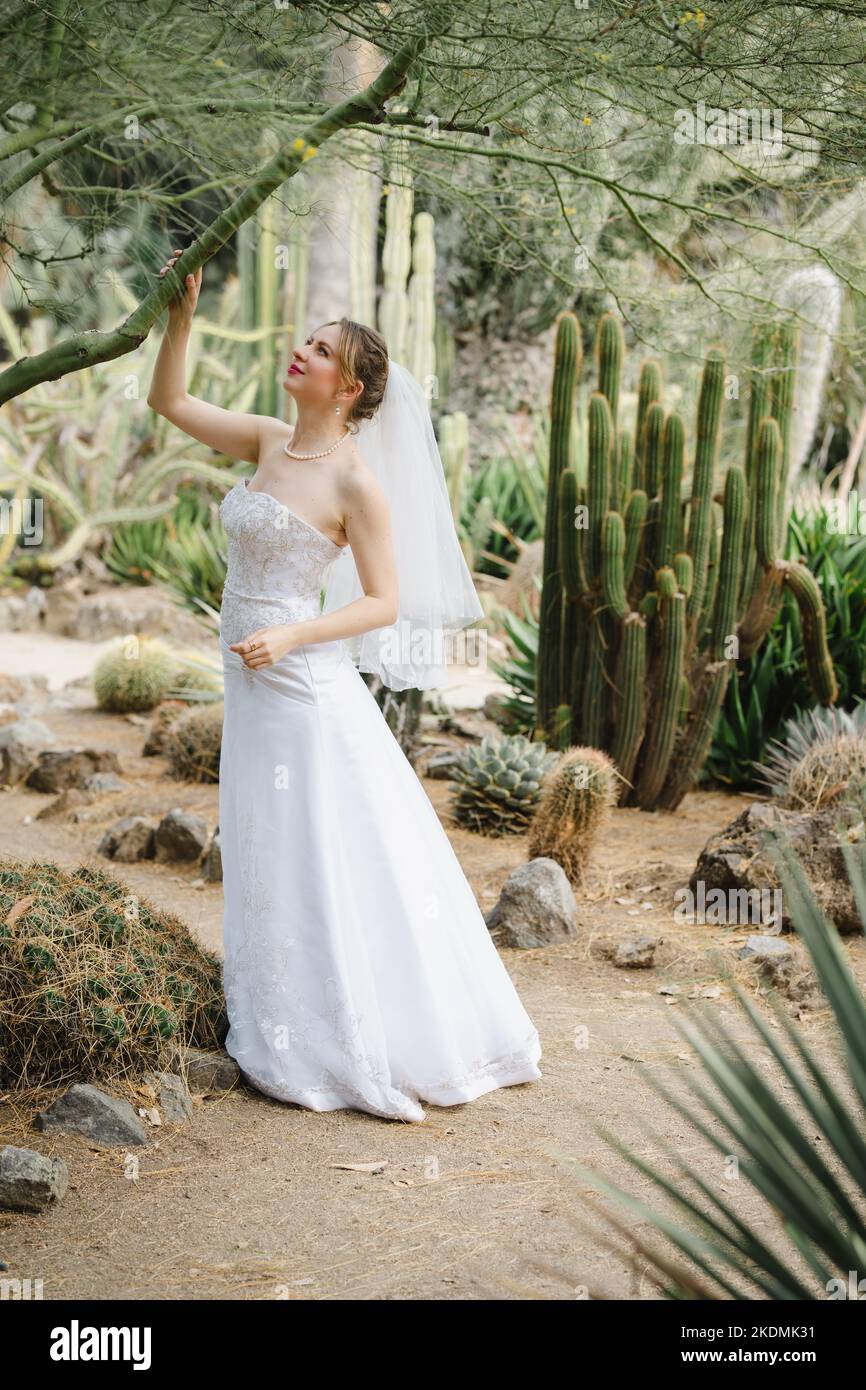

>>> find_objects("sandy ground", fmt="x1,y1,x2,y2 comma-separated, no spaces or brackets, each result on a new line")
1,643,864,1300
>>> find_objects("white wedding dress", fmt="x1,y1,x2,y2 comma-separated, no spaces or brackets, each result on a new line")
217,477,543,1123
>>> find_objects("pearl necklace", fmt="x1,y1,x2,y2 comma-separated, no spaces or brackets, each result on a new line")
284,428,349,461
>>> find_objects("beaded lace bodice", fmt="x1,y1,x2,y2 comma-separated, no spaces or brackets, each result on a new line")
218,480,345,646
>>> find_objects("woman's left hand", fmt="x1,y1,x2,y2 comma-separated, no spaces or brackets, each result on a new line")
229,625,300,668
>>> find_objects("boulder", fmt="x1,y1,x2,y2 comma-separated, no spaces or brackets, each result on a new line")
485,857,579,948
26,747,122,794
0,1145,69,1213
154,808,209,862
691,801,864,934
611,936,660,969
33,1083,149,1147
98,815,157,862
0,730,44,789
173,1048,240,1094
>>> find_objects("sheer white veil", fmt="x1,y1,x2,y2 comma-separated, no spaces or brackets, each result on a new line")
320,358,484,692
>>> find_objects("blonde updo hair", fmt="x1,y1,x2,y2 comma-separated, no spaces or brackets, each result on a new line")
321,317,389,432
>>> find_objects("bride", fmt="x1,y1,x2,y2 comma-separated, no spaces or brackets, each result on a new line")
148,251,543,1123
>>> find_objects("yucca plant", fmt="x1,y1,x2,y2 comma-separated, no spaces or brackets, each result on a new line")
559,820,866,1299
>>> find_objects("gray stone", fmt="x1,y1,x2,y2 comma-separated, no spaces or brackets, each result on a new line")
82,772,130,794
485,857,578,948
0,732,41,789
612,936,659,969
738,935,792,961
141,1071,194,1124
174,1048,240,1094
0,1144,69,1212
26,747,122,794
0,717,55,749
154,808,209,862
33,1083,149,1147
98,815,156,862
202,828,222,882
42,578,208,644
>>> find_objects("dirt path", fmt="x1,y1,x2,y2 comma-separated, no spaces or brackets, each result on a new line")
1,682,863,1299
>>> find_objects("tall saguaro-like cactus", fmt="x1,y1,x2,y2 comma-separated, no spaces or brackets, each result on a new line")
535,311,838,812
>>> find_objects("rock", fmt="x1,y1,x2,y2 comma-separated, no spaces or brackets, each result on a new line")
36,787,97,821
691,801,864,934
0,732,43,790
0,671,49,714
141,1072,193,1124
42,578,209,644
202,828,222,882
26,747,122,794
154,808,209,862
738,935,792,961
424,749,462,779
738,935,823,1010
485,857,578,948
98,815,157,862
0,1145,69,1212
612,936,660,969
82,772,130,794
33,1083,149,1147
0,716,55,749
173,1048,240,1094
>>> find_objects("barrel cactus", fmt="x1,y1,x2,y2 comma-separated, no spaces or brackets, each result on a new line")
528,746,619,889
163,701,224,783
536,310,838,812
92,634,178,713
0,858,227,1091
450,734,558,836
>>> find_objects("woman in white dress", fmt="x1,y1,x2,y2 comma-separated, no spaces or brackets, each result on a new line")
148,252,542,1123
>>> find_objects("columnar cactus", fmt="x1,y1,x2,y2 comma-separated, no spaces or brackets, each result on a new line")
536,311,838,812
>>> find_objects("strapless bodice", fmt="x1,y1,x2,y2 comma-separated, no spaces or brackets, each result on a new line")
218,480,345,647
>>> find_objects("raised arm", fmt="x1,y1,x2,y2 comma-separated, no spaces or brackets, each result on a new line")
146,252,275,464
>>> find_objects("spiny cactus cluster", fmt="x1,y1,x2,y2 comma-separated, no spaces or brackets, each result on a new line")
528,746,619,889
537,310,837,812
450,733,558,836
163,701,224,783
93,634,178,713
0,858,227,1091
93,635,224,713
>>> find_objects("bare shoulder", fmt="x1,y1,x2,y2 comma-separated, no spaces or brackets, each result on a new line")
257,416,294,453
337,441,391,522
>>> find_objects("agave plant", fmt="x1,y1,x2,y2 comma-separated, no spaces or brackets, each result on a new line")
558,819,866,1299
755,699,866,802
488,586,540,735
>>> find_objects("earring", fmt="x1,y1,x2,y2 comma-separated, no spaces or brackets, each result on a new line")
335,405,341,415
